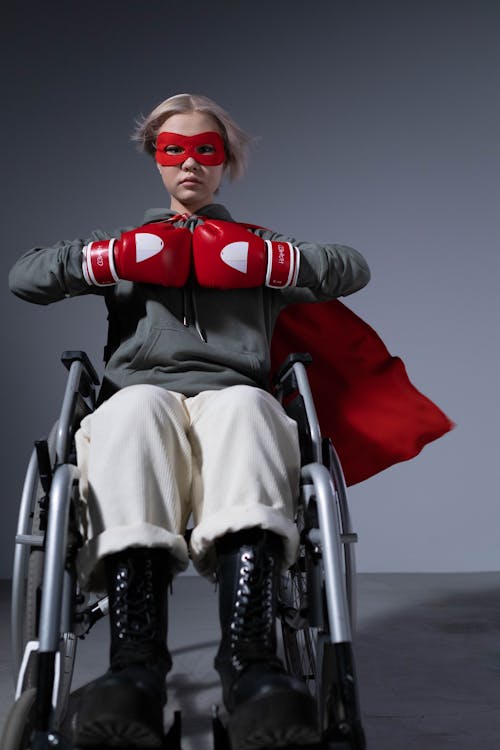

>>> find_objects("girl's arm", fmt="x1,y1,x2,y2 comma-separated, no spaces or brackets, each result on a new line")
9,228,129,305
252,227,371,303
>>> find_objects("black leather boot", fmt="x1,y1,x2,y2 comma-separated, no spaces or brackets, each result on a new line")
75,547,172,748
215,528,319,750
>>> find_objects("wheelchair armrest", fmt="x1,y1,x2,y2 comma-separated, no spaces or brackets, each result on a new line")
273,352,323,465
273,352,312,393
61,351,100,393
54,351,100,464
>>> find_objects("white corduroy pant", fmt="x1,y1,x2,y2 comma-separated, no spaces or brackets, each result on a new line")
74,384,301,590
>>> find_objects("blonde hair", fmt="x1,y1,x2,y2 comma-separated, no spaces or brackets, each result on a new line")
132,93,253,181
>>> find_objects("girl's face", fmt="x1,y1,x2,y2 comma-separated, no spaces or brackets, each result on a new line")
156,111,226,214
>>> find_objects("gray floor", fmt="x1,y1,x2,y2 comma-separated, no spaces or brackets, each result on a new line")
1,572,500,749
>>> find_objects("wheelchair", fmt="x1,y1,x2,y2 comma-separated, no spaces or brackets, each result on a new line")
2,350,366,750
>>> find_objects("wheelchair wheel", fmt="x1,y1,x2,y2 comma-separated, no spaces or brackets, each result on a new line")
24,551,43,652
12,443,46,692
279,557,317,695
13,426,79,724
316,637,366,749
0,688,36,750
21,551,44,689
279,503,319,695
279,501,366,749
16,443,47,691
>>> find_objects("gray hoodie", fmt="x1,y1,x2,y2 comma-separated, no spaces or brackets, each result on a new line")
9,204,370,400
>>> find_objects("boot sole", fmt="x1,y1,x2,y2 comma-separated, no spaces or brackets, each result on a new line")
227,690,319,750
73,679,164,748
75,716,163,748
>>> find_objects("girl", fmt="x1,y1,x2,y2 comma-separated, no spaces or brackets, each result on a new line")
9,94,370,750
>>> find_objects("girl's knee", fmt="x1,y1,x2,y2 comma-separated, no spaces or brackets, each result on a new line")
216,385,277,413
93,385,184,429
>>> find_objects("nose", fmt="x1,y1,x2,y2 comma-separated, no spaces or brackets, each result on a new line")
182,155,199,170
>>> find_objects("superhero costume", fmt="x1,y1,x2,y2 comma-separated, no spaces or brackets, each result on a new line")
9,203,452,487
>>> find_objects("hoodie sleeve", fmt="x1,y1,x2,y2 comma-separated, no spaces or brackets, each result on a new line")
8,227,132,305
252,227,371,304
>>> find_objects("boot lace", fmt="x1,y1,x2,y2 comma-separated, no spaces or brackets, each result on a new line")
230,549,282,672
111,557,162,669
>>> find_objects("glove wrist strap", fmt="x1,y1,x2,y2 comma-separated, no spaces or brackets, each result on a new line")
82,239,119,286
265,241,300,288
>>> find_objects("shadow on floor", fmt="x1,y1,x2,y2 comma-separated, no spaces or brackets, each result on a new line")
2,573,500,749
354,574,500,749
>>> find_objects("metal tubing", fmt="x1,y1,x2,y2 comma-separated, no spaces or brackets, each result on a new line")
56,361,84,465
59,570,74,634
38,464,79,653
302,463,351,644
15,534,44,546
338,491,358,629
292,362,323,464
328,441,358,629
11,448,39,679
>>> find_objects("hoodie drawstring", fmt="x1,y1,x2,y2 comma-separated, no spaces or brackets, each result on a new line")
182,285,206,343
166,214,207,343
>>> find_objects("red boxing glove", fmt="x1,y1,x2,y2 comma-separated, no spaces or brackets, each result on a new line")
82,223,191,287
192,219,300,289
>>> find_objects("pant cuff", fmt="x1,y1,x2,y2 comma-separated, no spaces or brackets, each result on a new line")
190,507,299,578
77,523,190,591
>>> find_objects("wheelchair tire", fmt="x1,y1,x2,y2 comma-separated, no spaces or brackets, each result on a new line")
317,639,366,750
21,550,44,688
278,500,365,748
20,525,79,727
14,427,57,673
18,456,47,691
0,688,36,750
15,424,79,723
13,442,46,691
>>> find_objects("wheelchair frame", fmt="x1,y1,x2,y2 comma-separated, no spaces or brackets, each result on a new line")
9,353,99,750
4,351,366,750
274,354,365,748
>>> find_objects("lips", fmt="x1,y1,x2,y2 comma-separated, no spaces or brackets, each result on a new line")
180,177,202,186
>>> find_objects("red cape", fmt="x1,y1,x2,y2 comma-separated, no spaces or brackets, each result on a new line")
270,300,454,486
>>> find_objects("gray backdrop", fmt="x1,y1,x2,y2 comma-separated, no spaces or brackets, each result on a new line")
1,0,498,578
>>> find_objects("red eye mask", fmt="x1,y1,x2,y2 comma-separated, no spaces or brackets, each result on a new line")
155,131,226,166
